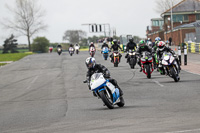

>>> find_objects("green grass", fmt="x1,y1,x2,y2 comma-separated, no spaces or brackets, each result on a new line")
0,63,7,66
0,52,33,62
0,49,29,54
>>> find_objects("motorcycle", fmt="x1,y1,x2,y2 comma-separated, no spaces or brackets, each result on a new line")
127,49,137,69
75,46,80,54
69,47,74,56
102,47,109,60
112,51,120,67
83,73,125,109
57,47,62,55
90,47,96,57
140,51,154,79
161,52,180,82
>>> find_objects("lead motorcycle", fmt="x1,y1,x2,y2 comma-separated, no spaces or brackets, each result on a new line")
83,73,125,109
161,52,180,82
140,51,154,79
127,49,137,69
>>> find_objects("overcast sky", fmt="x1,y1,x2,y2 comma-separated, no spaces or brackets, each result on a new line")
0,0,160,45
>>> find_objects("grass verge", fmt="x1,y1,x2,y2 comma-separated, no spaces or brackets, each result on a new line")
0,52,33,62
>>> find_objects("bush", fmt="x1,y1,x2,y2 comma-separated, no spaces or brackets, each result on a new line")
32,37,50,53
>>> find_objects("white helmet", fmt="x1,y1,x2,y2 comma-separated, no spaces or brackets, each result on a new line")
85,57,96,69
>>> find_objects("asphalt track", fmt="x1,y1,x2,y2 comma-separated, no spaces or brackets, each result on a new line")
0,51,200,133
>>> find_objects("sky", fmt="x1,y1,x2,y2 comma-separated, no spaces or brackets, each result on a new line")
0,0,160,45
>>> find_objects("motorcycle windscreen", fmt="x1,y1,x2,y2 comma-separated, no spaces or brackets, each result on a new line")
90,73,106,90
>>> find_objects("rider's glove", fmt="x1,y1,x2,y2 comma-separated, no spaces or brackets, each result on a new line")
104,71,110,78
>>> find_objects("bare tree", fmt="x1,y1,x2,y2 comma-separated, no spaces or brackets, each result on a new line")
1,0,47,51
155,0,182,14
63,30,87,44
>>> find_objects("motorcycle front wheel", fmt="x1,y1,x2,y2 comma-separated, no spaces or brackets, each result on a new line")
99,90,114,109
170,66,180,82
146,64,151,79
114,59,118,67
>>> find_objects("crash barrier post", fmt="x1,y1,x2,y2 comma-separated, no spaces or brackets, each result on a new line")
178,46,181,65
184,45,187,65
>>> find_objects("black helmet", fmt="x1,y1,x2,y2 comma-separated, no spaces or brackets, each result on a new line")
129,38,133,42
113,39,117,45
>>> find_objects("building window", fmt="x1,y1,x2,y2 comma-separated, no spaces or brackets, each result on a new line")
172,15,188,22
152,20,159,26
183,15,189,22
197,14,200,20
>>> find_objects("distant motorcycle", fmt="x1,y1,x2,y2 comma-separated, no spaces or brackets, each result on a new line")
102,47,109,60
75,46,80,54
83,73,125,109
90,47,96,57
57,47,62,55
112,51,120,67
127,49,137,69
69,47,74,56
161,52,180,82
140,51,154,79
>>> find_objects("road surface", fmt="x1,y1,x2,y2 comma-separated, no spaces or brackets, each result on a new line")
0,51,200,133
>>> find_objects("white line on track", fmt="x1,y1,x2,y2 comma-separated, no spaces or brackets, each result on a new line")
164,128,200,133
152,80,164,87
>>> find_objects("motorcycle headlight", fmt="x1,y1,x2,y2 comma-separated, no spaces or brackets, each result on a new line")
114,53,117,56
133,52,136,55
148,57,152,61
162,60,168,65
129,53,133,55
141,58,146,62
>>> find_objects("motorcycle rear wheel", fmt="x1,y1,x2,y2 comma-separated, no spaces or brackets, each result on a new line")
117,97,125,107
170,66,179,82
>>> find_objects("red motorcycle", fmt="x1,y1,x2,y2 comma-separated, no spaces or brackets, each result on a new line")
90,47,96,57
112,51,120,67
140,51,154,79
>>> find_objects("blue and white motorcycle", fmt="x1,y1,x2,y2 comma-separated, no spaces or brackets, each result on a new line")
102,47,109,60
84,73,125,109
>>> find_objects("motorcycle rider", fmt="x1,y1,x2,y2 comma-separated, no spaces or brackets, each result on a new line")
156,41,181,71
101,41,109,49
69,44,74,49
101,41,109,53
125,38,137,63
85,57,123,96
57,44,62,52
110,39,122,62
74,43,80,48
89,42,96,50
136,40,152,72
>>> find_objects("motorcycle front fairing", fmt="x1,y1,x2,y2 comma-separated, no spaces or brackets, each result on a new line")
102,47,109,54
90,73,120,104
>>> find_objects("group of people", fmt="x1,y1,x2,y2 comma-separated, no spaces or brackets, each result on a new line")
85,37,181,96
56,43,80,52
